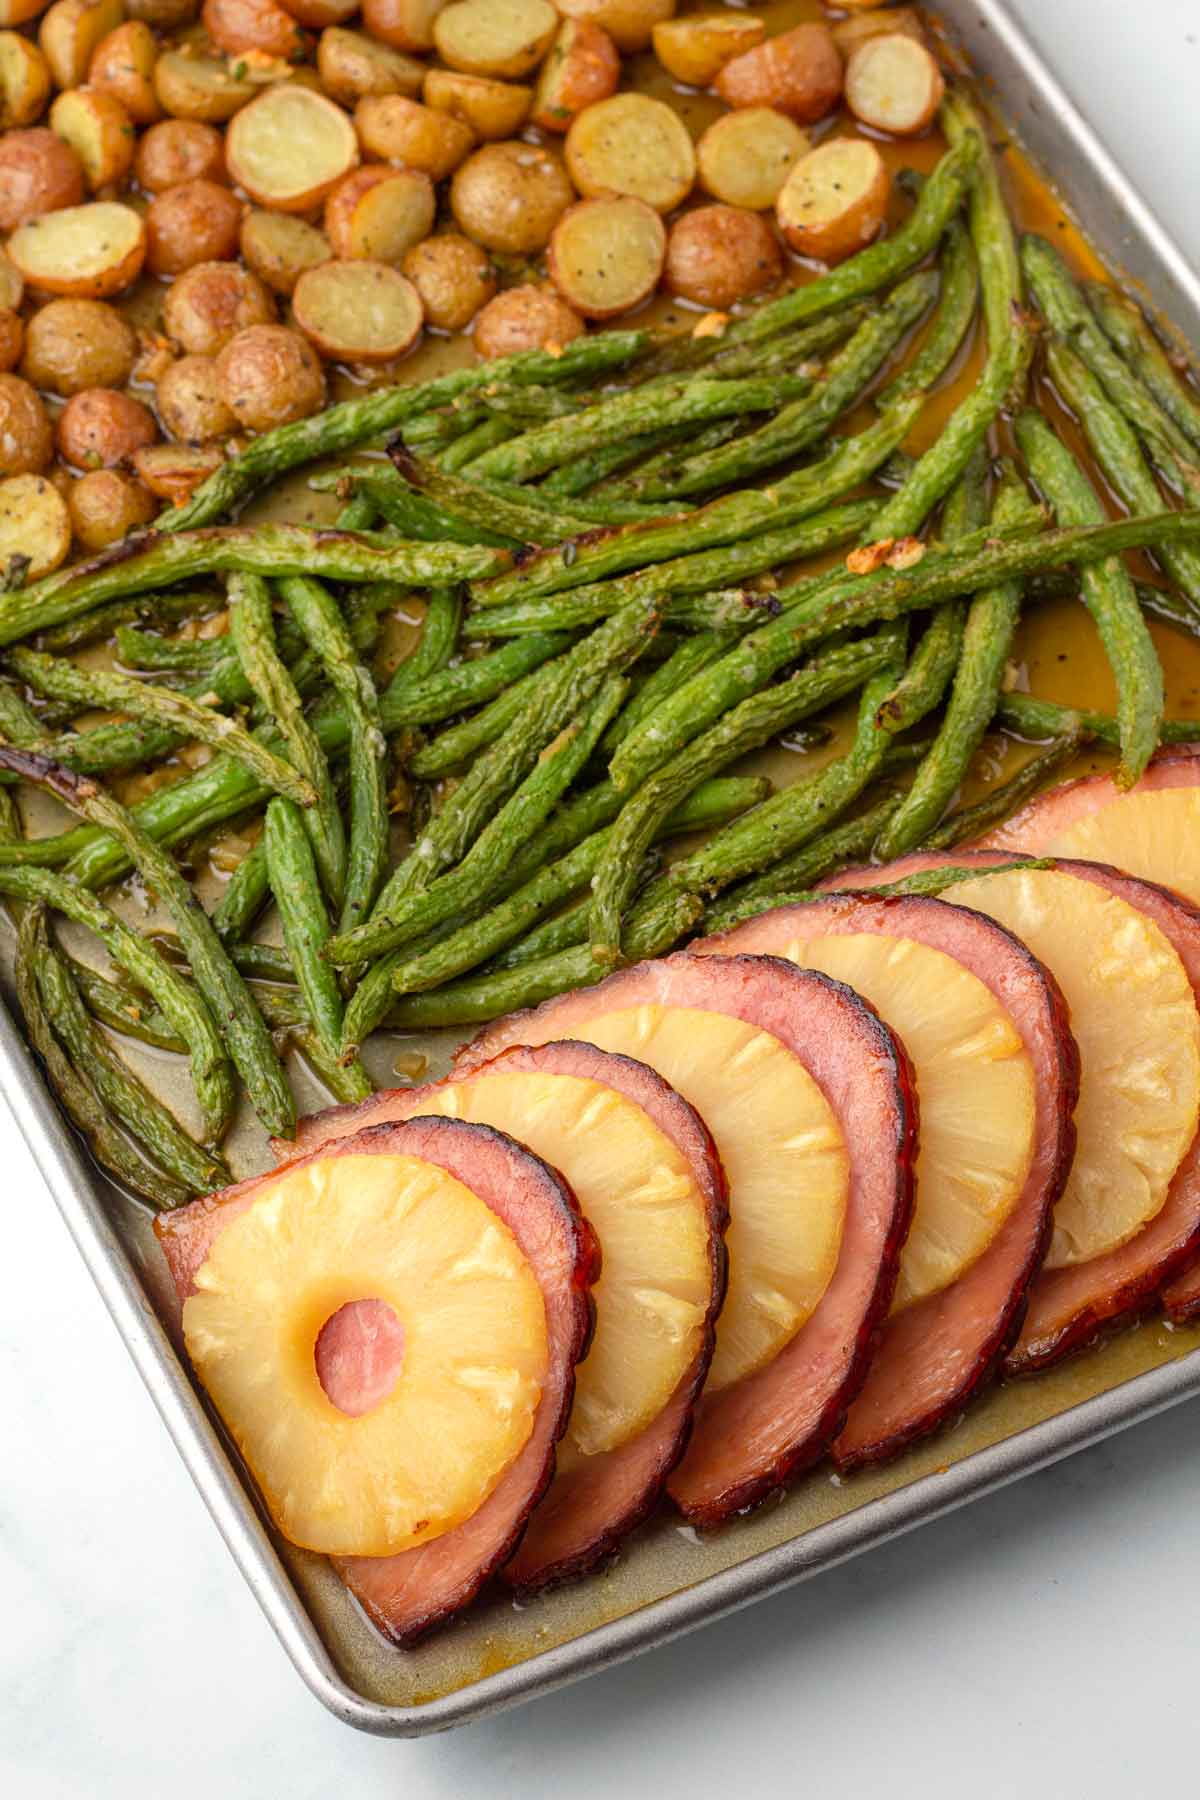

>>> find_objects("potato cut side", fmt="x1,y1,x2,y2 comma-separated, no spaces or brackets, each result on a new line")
844,33,945,137
1041,788,1200,909
433,0,558,80
411,1070,713,1456
549,196,664,321
226,84,359,212
565,91,696,215
576,1003,848,1391
952,868,1200,1269
0,473,70,577
8,200,145,297
0,31,51,129
49,87,136,191
240,209,331,295
183,1151,548,1557
777,136,889,265
292,259,423,363
652,11,765,88
697,106,807,211
423,68,532,139
783,931,1036,1309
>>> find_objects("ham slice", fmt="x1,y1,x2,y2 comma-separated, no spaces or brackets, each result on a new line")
157,1114,597,1645
977,746,1200,855
275,1039,729,1592
459,952,917,1526
698,894,1078,1469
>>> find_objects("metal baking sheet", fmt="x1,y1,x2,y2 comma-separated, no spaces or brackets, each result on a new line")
8,0,1200,1737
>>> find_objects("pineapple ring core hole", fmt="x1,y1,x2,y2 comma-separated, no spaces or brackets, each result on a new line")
314,1298,406,1418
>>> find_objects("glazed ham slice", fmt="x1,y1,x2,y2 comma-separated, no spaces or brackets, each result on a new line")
157,1113,597,1645
978,746,1200,856
459,952,917,1526
277,1039,729,1592
698,893,1078,1468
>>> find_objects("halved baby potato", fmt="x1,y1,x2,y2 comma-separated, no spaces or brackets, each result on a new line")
450,139,573,254
0,31,51,130
831,5,924,57
0,253,22,314
555,0,675,56
292,258,423,364
433,0,557,81
202,0,309,60
0,0,53,23
162,259,276,355
239,208,330,294
777,136,890,265
155,353,238,443
0,309,22,373
216,321,325,428
0,373,51,474
68,466,157,548
354,94,475,179
565,91,695,214
226,84,359,212
361,0,443,53
423,67,531,139
153,51,256,124
323,165,434,264
402,232,495,332
9,200,145,297
697,107,807,210
472,283,583,359
145,177,242,276
548,195,664,321
39,0,123,92
135,118,226,192
133,439,225,506
0,128,86,231
844,33,945,137
664,202,782,311
88,20,162,125
49,87,137,192
0,472,71,577
652,10,764,89
316,25,424,106
531,18,618,134
715,20,843,123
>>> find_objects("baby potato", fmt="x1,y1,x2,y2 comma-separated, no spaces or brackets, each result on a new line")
715,21,843,123
216,320,325,426
450,139,572,254
473,283,583,360
153,50,256,124
844,33,945,136
323,165,434,263
317,26,423,107
69,465,158,546
696,107,807,210
0,129,85,231
0,309,23,372
400,232,494,331
652,11,764,89
292,259,422,364
423,68,531,140
354,94,474,179
155,352,237,441
554,0,674,56
776,136,889,264
433,0,557,81
361,0,443,53
135,119,226,192
531,18,617,134
239,208,330,294
565,92,695,214
831,6,924,57
0,32,51,131
0,471,70,573
226,84,359,212
49,88,137,192
88,21,162,126
125,0,200,22
548,195,664,321
146,178,243,276
203,0,309,59
663,202,782,311
162,259,275,355
0,373,52,473
39,0,123,92
56,386,158,468
0,0,54,23
9,199,146,298
277,0,357,24
0,254,22,313
22,296,135,393
132,439,222,505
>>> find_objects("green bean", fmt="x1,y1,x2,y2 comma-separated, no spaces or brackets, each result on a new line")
290,1025,375,1106
876,218,979,407
637,306,873,392
113,628,231,674
602,632,734,755
1015,407,1162,785
409,663,548,778
1086,284,1200,454
230,940,293,982
69,959,186,1052
996,692,1199,746
440,415,518,472
211,839,268,944
386,451,600,542
921,737,1086,849
487,891,596,969
35,588,222,654
701,795,904,932
541,423,692,498
0,677,44,748
313,467,522,548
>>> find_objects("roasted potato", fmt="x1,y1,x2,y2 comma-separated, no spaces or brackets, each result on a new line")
354,94,474,178
423,68,530,139
530,18,617,133
162,259,275,354
292,259,422,363
776,135,889,264
39,0,123,92
125,0,200,23
0,255,22,316
146,178,243,276
360,0,443,51
323,165,434,263
9,200,146,298
68,465,157,548
317,26,423,106
0,471,70,572
22,297,135,393
0,309,23,373
49,88,137,192
715,21,843,123
226,85,359,211
554,0,674,56
433,0,556,81
203,0,309,59
276,0,357,25
450,139,572,254
844,33,944,136
239,208,330,294
132,439,222,505
0,129,85,231
473,283,583,359
0,0,55,23
664,202,782,310
56,386,158,468
135,118,226,191
153,51,256,124
549,195,664,321
830,6,924,57
696,106,806,210
652,10,764,88
400,232,494,331
0,374,53,473
216,319,326,425
87,21,162,126
565,92,694,214
155,352,238,441
0,32,51,131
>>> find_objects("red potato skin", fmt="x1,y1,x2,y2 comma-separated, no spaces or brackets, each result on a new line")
279,1038,729,1593
156,1114,598,1646
458,951,917,1527
701,893,1078,1470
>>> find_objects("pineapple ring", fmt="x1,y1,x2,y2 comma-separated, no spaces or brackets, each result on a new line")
1040,786,1200,908
183,1151,548,1557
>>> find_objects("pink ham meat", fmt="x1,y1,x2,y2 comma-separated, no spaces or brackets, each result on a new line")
156,1114,597,1646
977,746,1200,854
698,893,1079,1469
274,1039,729,1591
1162,1262,1200,1324
458,952,917,1526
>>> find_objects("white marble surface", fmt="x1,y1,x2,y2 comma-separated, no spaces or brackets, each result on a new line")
4,5,1200,1795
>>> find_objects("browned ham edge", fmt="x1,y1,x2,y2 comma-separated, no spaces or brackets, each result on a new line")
978,745,1200,855
459,952,917,1527
700,892,1078,1470
275,1039,730,1593
156,1114,597,1646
